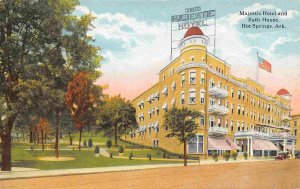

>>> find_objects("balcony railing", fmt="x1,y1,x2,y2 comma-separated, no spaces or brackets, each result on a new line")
208,126,228,135
235,130,270,138
209,87,228,98
208,104,228,115
281,115,291,122
278,126,291,131
270,132,293,139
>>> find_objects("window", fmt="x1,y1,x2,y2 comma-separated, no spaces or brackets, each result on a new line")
171,81,176,91
189,90,196,104
200,72,205,84
267,104,270,112
242,106,245,115
217,117,221,127
242,122,245,131
237,121,240,131
209,116,215,127
200,117,205,126
218,82,222,88
148,126,151,134
162,86,168,96
190,56,195,62
231,88,234,98
209,79,214,88
189,71,196,84
237,90,241,99
156,107,159,115
231,120,234,131
181,73,185,87
231,104,234,114
237,105,241,115
200,90,205,104
225,119,228,128
153,140,159,148
181,92,185,105
242,91,245,100
188,135,204,154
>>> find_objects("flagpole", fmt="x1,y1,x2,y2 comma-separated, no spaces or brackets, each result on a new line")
256,52,259,82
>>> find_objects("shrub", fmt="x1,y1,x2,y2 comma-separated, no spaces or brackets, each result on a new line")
88,138,93,148
119,146,124,153
106,140,112,148
222,152,230,161
148,154,152,160
129,152,133,160
163,152,166,158
110,153,113,158
231,151,238,160
94,146,100,154
83,140,87,147
243,152,248,160
212,151,218,162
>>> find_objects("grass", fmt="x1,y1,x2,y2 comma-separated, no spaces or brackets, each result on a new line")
107,148,166,159
5,142,181,170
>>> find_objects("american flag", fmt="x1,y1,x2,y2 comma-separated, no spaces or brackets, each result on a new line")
257,55,272,73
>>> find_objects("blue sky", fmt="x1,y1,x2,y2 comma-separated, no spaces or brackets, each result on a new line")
77,0,300,113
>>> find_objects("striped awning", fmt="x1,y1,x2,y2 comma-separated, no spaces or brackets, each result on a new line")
226,139,241,150
208,137,233,150
253,139,278,151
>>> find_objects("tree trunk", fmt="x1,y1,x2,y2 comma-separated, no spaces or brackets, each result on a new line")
44,134,47,144
78,127,82,151
29,130,33,143
68,131,72,145
1,132,12,171
54,111,61,158
1,114,16,171
114,125,118,146
183,140,187,166
41,131,44,151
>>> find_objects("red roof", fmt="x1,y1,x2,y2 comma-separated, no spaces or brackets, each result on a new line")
277,89,290,96
184,26,204,38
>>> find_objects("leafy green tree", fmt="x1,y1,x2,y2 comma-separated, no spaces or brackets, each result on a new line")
164,107,201,166
0,0,102,170
99,96,137,146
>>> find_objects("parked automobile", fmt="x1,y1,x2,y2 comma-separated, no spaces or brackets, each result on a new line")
275,152,289,160
295,152,300,159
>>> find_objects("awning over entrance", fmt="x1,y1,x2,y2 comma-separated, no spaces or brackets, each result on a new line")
253,139,278,151
208,137,241,150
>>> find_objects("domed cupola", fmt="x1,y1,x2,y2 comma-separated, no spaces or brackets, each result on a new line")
277,88,291,100
178,26,210,53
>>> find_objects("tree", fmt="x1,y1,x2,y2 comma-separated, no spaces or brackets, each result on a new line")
164,107,201,166
35,117,50,151
65,72,103,150
99,96,137,146
0,0,102,170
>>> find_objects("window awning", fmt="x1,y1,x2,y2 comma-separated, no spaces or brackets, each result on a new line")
171,98,175,105
226,139,241,150
171,81,176,88
162,102,168,109
162,86,168,94
208,137,240,150
253,139,278,151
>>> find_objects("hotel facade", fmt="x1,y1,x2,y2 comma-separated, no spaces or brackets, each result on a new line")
126,27,296,158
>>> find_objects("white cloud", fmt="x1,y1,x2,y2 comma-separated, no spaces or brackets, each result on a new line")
74,6,170,99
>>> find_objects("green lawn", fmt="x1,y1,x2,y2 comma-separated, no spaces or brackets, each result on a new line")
107,148,166,159
7,142,181,170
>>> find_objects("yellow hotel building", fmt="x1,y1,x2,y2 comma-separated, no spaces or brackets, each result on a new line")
291,114,300,151
126,27,295,158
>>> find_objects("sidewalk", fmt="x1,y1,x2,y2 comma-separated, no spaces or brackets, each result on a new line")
0,158,274,180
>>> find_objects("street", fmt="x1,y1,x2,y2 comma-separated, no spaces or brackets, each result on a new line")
1,159,300,189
